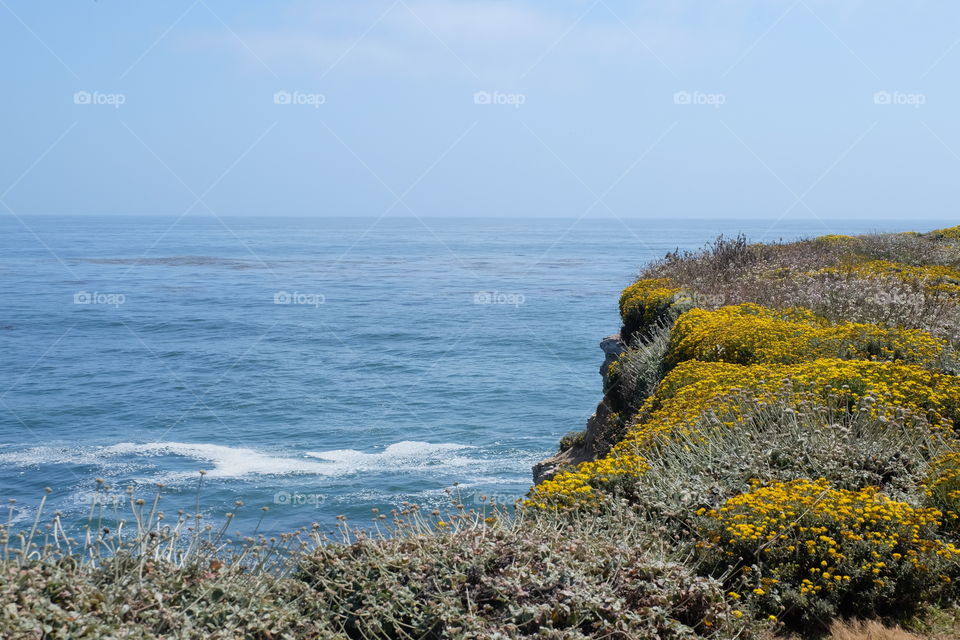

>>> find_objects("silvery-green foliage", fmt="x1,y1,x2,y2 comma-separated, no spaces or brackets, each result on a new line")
615,389,949,543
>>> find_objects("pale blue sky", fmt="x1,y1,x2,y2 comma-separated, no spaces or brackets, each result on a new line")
1,1,959,220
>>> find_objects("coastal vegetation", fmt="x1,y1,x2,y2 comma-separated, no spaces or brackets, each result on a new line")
532,224,960,636
4,225,960,639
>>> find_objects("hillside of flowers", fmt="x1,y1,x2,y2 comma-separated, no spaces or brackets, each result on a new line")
532,225,960,634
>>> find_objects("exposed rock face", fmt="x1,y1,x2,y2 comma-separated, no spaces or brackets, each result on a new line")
599,335,626,378
532,334,625,484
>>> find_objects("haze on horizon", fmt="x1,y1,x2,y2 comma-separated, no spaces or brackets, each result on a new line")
2,1,959,224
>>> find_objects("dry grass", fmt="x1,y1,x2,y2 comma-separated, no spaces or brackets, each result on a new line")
826,620,922,640
780,613,960,639
640,232,960,347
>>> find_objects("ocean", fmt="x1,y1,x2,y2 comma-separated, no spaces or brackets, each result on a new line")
0,215,934,534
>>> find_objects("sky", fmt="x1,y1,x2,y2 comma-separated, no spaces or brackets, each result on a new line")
1,0,959,221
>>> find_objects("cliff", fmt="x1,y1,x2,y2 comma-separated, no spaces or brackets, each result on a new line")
526,226,960,631
532,334,624,483
534,228,960,492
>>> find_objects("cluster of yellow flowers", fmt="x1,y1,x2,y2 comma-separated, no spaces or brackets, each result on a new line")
701,478,960,596
528,452,648,508
653,358,960,432
818,260,960,298
529,358,960,506
930,225,960,242
927,453,960,523
667,303,945,367
814,234,857,244
618,278,685,336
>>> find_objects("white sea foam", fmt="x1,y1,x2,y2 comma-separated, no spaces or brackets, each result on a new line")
0,440,479,481
0,440,537,489
101,442,336,479
0,445,140,474
305,441,474,468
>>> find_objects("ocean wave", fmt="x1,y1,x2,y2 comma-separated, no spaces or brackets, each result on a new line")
0,441,481,482
102,442,335,479
0,445,140,471
305,441,476,468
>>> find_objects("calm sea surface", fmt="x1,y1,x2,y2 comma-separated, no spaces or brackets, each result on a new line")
0,216,934,533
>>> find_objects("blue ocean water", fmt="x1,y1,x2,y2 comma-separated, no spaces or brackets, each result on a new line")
0,216,937,534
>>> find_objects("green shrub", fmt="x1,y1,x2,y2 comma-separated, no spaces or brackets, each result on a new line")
618,278,687,341
559,429,586,452
611,318,673,412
